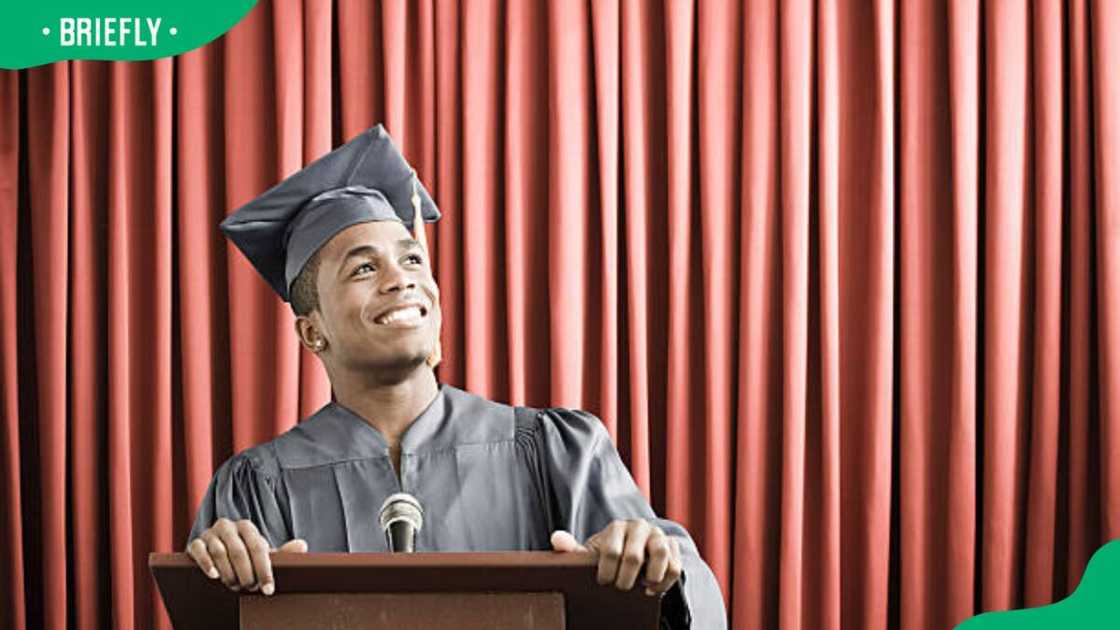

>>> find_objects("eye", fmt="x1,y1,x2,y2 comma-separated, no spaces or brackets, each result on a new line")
405,253,425,266
351,261,376,277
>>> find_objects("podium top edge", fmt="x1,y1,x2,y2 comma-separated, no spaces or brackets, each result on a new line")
149,551,597,570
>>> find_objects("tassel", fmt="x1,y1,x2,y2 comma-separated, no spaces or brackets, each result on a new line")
413,177,442,369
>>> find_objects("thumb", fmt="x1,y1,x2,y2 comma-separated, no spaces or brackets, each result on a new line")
276,538,308,553
550,530,588,553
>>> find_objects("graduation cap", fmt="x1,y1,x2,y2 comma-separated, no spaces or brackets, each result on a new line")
220,124,440,303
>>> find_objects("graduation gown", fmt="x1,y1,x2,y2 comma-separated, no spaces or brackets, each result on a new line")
189,384,727,629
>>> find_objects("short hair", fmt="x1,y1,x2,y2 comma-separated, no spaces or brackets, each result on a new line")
289,250,323,316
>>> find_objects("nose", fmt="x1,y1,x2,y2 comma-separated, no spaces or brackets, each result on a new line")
378,262,417,294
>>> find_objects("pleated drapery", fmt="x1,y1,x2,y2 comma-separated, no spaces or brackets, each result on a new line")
2,1,1119,629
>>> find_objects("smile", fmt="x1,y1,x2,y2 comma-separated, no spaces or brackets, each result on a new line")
373,304,429,327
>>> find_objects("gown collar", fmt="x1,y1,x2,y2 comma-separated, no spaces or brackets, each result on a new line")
323,383,516,455
328,383,448,454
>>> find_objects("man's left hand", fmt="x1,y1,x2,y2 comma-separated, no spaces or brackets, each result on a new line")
551,519,682,596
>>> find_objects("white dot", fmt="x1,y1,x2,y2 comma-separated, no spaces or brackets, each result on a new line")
169,27,178,36
42,27,50,36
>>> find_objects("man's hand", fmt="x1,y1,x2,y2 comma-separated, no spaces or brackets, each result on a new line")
186,518,307,596
551,519,682,596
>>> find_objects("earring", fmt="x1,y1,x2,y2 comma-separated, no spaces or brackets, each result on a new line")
425,340,443,368
313,340,325,352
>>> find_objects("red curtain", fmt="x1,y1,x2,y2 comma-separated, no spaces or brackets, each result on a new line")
2,1,1119,629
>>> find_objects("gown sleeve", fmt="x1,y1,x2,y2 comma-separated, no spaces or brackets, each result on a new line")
186,450,291,549
533,408,728,630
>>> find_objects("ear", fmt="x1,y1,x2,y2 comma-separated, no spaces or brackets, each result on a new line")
294,313,328,353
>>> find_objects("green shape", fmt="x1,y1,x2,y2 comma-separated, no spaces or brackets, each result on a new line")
0,0,256,69
957,539,1120,629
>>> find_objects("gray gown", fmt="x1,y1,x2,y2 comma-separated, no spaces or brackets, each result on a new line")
188,384,727,629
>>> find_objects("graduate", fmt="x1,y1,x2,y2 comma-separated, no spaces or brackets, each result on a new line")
186,125,727,628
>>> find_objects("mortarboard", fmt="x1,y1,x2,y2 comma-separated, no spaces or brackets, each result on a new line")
220,124,440,302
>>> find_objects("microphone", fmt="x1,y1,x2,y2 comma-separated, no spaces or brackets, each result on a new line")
379,493,424,553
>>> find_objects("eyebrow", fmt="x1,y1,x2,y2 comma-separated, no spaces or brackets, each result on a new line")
338,239,424,269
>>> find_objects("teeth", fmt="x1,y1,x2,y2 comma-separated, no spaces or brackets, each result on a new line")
377,306,423,325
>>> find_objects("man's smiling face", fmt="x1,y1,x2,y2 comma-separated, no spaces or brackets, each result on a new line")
310,220,441,375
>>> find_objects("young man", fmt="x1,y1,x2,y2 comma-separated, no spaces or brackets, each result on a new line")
186,125,726,628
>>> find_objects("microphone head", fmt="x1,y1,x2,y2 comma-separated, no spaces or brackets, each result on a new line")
379,492,424,535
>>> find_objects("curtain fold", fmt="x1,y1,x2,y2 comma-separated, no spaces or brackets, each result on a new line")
2,1,1119,629
0,66,26,630
1093,0,1120,562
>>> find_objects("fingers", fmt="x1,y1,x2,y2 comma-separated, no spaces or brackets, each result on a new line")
202,518,261,592
187,537,220,580
550,530,587,553
200,527,237,589
213,518,257,590
217,519,258,590
277,538,308,553
650,537,683,595
642,531,672,594
584,520,681,596
589,520,627,586
614,520,653,591
237,520,274,595
194,519,299,596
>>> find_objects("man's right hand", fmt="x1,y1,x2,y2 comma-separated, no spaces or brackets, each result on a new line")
187,517,307,596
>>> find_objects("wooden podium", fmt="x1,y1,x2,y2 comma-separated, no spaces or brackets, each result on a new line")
150,552,663,629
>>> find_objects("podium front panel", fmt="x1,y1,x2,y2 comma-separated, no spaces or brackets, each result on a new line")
240,592,564,629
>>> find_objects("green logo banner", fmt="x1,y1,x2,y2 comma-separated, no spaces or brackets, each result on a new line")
0,0,257,69
957,539,1120,628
